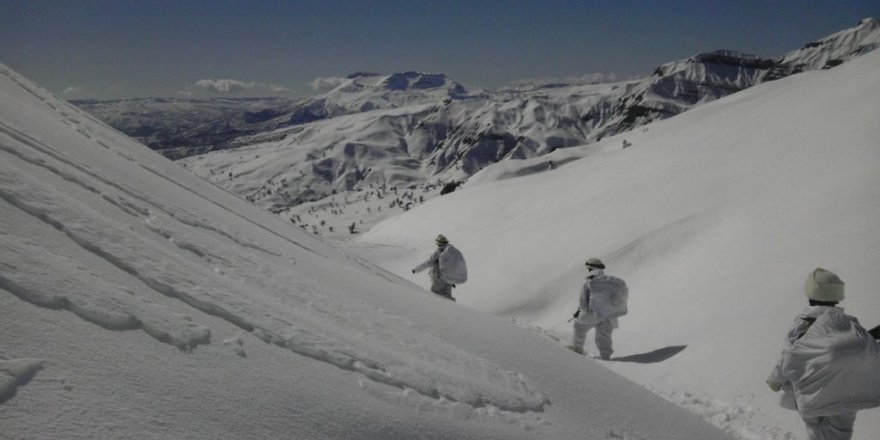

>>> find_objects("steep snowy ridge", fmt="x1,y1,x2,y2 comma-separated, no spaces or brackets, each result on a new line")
0,63,736,439
0,65,548,412
780,17,880,71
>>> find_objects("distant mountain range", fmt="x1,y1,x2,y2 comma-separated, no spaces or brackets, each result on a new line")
72,71,476,159
75,18,879,213
70,96,299,158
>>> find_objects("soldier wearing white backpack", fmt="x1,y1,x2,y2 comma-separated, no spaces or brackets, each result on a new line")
567,257,628,360
767,268,880,440
412,234,467,301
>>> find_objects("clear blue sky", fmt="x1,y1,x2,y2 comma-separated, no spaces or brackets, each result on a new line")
1,0,877,99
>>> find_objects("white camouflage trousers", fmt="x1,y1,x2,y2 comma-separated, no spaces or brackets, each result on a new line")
572,318,613,359
429,266,454,301
802,413,856,440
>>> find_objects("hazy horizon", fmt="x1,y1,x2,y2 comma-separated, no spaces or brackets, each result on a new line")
1,0,877,100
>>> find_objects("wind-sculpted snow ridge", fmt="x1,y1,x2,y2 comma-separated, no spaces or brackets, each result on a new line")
0,68,549,415
0,358,45,404
357,379,552,433
0,111,322,260
660,390,798,440
253,304,550,414
0,232,212,350
0,152,547,414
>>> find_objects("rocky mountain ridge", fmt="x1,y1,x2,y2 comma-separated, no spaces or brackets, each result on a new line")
80,19,879,218
74,71,477,158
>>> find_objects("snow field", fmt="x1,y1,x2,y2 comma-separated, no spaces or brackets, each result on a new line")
359,50,880,439
0,62,736,439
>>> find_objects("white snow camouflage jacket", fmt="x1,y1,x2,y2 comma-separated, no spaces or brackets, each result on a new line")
412,244,467,284
577,273,628,326
770,306,880,417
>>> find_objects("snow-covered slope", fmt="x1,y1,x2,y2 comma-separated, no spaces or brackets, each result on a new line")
358,49,880,439
0,64,736,439
780,17,880,71
175,19,879,229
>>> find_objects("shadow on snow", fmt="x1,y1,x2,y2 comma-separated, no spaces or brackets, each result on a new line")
609,345,687,364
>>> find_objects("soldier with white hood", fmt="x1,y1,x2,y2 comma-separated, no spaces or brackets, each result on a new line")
567,258,628,360
767,268,880,440
412,234,467,301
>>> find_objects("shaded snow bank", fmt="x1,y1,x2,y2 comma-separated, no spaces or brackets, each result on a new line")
0,358,44,403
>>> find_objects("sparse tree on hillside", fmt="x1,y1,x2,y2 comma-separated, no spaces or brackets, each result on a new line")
441,181,462,195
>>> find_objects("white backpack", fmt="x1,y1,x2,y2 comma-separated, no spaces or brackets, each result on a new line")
439,245,468,284
588,276,628,319
782,308,880,417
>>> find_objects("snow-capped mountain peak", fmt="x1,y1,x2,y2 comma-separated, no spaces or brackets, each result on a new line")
316,70,474,110
77,19,880,240
780,16,880,70
381,71,464,92
327,71,469,95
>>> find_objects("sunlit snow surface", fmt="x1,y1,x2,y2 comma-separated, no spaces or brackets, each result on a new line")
0,64,737,439
359,50,880,439
2,28,879,440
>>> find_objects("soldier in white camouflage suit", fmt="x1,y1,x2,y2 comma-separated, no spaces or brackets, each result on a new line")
567,258,626,360
412,234,466,301
767,268,880,440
